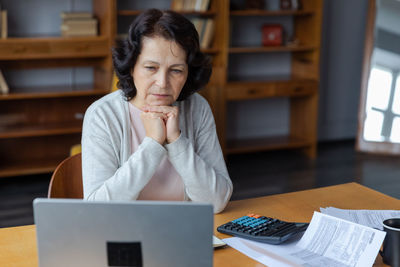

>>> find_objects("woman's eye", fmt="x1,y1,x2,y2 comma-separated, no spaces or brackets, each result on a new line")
171,69,183,74
145,66,156,71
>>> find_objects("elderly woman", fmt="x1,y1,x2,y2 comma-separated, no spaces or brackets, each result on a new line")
81,9,232,213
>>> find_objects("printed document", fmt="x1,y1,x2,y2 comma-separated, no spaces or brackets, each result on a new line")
320,207,400,230
224,212,385,267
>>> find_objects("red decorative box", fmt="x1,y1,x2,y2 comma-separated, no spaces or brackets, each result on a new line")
262,24,283,46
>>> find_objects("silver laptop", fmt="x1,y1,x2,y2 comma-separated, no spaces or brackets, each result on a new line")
33,198,213,267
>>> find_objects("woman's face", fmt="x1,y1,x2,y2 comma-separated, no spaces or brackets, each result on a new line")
131,35,188,108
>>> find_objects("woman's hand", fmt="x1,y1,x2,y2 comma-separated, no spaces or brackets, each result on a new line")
140,111,167,145
142,105,180,144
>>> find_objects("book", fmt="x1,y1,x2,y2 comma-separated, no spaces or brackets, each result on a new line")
0,70,9,94
1,10,7,39
61,19,97,29
61,19,98,31
191,18,205,38
61,12,92,20
200,19,214,49
61,18,98,37
60,12,97,37
171,0,184,11
182,0,192,11
61,29,97,37
199,0,211,11
193,0,211,11
291,0,300,10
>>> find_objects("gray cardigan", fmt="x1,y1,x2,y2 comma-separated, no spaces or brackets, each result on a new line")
81,90,233,213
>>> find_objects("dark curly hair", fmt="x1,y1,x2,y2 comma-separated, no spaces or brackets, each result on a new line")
112,9,212,101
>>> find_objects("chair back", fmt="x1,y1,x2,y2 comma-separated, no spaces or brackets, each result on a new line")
48,153,83,198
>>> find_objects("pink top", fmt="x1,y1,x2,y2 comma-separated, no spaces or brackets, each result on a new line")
128,103,185,201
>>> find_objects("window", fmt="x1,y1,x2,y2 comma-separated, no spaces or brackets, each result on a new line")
363,66,400,143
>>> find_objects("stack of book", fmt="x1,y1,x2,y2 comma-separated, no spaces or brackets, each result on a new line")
0,6,7,39
191,18,215,49
60,12,98,37
171,0,210,12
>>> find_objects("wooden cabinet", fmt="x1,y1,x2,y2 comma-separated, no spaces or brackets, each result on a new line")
222,0,323,158
0,0,116,177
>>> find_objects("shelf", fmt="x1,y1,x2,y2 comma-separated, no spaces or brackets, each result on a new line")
0,58,109,69
118,10,216,16
230,9,314,16
226,79,318,100
0,36,109,60
226,135,312,154
229,45,316,53
0,158,63,178
0,86,109,100
0,122,82,139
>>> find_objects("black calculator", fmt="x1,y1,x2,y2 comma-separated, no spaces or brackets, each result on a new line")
217,214,308,245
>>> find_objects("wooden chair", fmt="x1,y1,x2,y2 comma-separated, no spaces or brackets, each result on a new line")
48,153,83,199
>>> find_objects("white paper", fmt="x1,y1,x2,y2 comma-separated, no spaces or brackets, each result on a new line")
224,212,386,267
213,235,226,248
320,207,400,230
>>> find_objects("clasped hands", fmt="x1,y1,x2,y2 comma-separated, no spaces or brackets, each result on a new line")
140,105,180,145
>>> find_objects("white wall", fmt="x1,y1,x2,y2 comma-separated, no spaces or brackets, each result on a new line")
317,0,369,141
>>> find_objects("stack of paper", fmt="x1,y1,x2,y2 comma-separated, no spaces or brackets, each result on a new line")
224,212,386,267
320,207,400,230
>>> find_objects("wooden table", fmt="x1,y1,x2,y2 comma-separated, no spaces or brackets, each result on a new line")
1,183,399,267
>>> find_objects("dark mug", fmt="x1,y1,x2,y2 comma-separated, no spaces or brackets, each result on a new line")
380,218,400,267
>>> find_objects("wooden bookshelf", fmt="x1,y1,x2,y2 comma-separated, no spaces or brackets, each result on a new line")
0,0,116,177
223,0,323,158
0,0,323,178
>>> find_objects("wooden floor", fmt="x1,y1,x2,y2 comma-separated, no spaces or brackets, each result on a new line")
1,139,399,228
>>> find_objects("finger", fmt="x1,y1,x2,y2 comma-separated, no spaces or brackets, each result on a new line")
141,111,167,121
145,105,177,115
149,112,167,121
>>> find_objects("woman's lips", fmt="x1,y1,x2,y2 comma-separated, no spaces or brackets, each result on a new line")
152,94,169,98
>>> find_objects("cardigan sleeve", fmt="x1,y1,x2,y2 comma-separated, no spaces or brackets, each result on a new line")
81,105,166,201
165,97,233,213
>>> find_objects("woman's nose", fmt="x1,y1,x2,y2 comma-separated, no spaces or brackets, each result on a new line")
155,71,168,89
